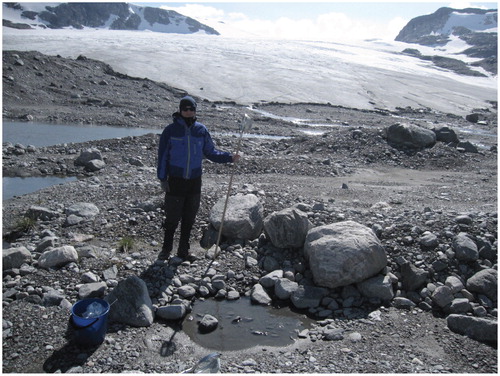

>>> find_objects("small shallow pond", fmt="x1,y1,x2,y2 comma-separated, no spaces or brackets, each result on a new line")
2,121,160,200
183,297,312,351
2,121,160,147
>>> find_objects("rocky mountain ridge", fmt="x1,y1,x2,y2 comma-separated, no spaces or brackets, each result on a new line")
396,7,497,75
2,2,219,35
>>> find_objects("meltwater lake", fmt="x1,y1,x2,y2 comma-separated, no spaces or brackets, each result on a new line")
3,121,160,147
3,121,160,200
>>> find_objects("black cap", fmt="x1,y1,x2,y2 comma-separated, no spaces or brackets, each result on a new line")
179,96,197,110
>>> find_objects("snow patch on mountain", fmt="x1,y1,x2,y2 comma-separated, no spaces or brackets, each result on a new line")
2,2,219,35
128,4,196,34
395,7,497,76
439,10,497,34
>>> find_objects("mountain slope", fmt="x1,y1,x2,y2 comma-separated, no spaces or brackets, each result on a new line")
2,2,220,35
396,7,497,75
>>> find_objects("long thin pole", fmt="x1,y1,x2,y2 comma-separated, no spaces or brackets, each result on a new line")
213,129,244,259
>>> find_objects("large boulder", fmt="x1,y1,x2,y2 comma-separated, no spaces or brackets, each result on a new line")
457,141,479,153
263,206,312,248
465,113,480,123
400,262,429,291
85,159,106,172
386,123,436,150
259,270,283,288
452,232,479,262
36,236,58,252
65,202,100,227
250,283,272,305
74,148,103,166
65,202,100,218
466,268,497,301
104,275,154,327
274,278,299,300
357,274,394,300
447,314,497,344
209,194,264,240
198,314,219,333
304,221,387,289
25,205,60,221
290,285,328,309
433,126,459,144
431,285,454,308
78,282,107,299
156,305,187,321
38,245,78,269
3,246,32,270
74,148,106,171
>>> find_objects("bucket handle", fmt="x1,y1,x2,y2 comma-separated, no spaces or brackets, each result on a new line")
70,316,99,330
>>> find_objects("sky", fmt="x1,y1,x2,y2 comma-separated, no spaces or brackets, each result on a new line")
135,1,498,41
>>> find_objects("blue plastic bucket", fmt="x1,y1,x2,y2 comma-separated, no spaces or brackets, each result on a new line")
71,298,110,347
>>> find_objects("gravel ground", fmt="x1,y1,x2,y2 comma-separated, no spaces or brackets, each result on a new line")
2,50,498,374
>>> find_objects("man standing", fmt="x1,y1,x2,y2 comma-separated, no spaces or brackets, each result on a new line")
157,96,240,261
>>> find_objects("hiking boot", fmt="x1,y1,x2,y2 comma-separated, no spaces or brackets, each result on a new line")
178,252,197,262
160,222,176,260
184,254,198,262
157,249,171,260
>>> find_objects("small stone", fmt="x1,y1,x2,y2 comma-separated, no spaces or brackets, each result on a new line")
199,314,218,333
348,332,362,342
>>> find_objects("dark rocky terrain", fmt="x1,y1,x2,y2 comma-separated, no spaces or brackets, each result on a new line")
2,50,498,373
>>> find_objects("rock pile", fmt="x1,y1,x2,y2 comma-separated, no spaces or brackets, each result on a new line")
74,148,106,172
3,190,497,346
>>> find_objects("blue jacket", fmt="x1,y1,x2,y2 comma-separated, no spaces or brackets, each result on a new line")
157,113,233,180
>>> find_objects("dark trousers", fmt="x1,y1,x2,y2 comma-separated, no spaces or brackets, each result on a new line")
162,177,201,256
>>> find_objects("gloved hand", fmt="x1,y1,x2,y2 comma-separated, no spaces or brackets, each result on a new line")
161,180,170,193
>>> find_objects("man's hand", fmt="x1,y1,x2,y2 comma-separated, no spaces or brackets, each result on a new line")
232,154,241,163
161,180,170,193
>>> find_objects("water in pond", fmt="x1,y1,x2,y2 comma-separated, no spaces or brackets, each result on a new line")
3,176,78,201
2,121,160,200
3,176,77,249
183,297,312,351
2,121,160,147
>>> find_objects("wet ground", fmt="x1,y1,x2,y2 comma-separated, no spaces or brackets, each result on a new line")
183,297,313,351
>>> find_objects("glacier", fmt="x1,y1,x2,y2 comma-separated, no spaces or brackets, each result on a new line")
2,27,497,115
